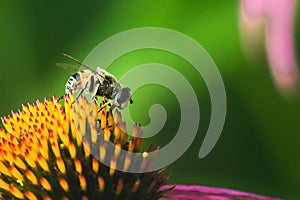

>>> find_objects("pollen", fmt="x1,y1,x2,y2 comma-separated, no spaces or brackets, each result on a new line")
142,151,149,158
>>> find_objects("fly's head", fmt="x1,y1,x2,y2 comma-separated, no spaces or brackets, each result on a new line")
112,87,132,109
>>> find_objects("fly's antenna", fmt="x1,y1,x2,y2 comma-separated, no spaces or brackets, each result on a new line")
62,53,104,78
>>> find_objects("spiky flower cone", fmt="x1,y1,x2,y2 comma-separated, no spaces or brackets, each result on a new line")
0,94,171,200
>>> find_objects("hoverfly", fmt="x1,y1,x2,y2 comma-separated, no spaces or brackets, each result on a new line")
57,54,133,110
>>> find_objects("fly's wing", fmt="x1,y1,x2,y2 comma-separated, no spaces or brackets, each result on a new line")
61,53,106,79
56,62,80,74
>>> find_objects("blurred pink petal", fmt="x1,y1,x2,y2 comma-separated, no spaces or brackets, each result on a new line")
160,185,282,200
240,0,298,94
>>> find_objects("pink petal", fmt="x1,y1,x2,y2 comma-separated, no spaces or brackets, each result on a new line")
240,0,298,93
265,0,298,92
160,185,282,200
243,0,267,17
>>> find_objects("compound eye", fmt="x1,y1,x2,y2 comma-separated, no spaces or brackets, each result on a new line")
116,87,131,104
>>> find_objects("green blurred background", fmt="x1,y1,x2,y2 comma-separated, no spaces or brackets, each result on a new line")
0,1,299,199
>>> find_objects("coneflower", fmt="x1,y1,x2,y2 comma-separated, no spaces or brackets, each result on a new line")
0,94,171,200
0,94,283,200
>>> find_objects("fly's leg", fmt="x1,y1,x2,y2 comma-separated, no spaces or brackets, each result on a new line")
73,81,88,103
73,88,85,103
98,99,111,112
99,101,111,112
91,82,100,102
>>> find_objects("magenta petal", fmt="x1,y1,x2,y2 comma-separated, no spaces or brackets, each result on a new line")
160,185,282,200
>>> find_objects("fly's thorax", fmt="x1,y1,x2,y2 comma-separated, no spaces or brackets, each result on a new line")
95,72,121,99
